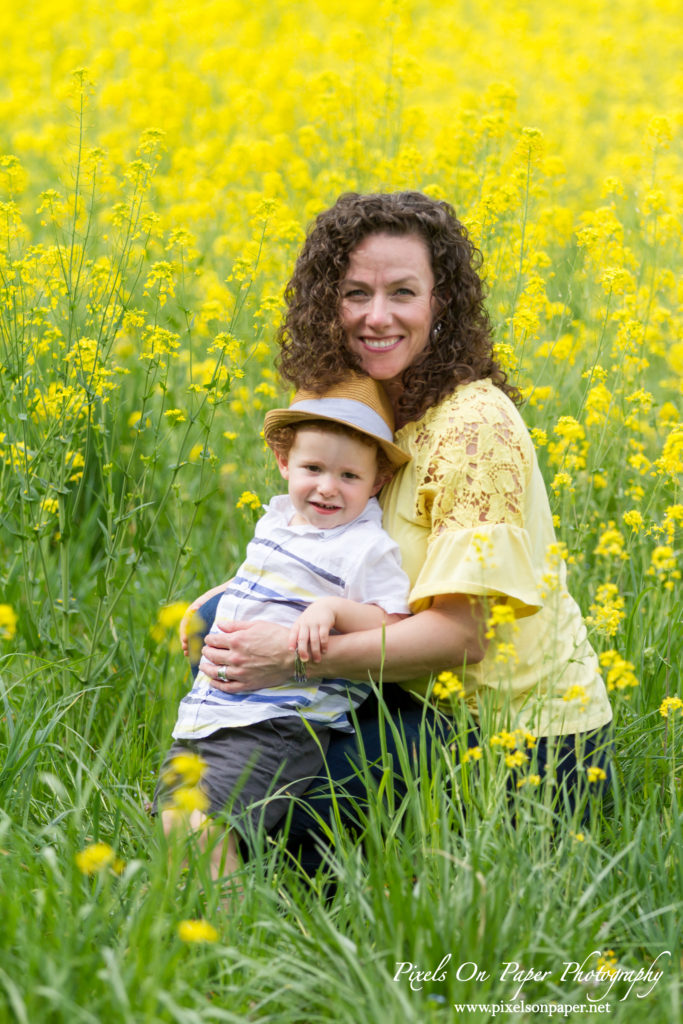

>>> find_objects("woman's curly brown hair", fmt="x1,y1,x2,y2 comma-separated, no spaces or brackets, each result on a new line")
277,191,519,424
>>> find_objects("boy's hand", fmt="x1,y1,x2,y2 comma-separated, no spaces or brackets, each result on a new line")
180,605,206,660
288,599,337,664
179,582,231,657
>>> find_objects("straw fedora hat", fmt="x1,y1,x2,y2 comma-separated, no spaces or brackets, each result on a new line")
263,372,410,469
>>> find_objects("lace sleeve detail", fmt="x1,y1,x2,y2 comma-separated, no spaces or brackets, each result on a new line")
412,384,532,534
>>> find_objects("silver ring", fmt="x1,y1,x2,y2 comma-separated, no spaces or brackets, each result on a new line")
217,666,228,683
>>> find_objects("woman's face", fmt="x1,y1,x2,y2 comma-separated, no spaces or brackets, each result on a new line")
340,232,436,388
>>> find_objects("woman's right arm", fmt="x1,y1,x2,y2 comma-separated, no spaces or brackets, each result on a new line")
318,593,487,681
204,592,487,691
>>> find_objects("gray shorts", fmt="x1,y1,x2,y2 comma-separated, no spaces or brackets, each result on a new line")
153,717,330,834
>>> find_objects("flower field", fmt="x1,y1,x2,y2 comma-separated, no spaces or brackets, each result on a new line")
0,0,681,1021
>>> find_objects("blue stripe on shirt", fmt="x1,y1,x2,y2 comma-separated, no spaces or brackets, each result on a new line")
180,692,316,707
230,573,303,602
250,537,346,588
221,582,309,614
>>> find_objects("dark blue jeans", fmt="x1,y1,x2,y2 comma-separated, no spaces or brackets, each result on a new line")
269,691,612,873
190,595,612,873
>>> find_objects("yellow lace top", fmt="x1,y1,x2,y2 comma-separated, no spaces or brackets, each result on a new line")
380,379,613,737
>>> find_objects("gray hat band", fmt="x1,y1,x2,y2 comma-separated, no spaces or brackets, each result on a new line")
287,398,393,443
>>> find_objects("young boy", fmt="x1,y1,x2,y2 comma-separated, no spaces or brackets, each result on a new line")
155,373,411,884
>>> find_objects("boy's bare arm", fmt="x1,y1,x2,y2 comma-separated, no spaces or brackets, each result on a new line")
289,597,409,664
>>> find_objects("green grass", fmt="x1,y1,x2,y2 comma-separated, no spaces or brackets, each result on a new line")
0,80,681,1024
0,683,681,1022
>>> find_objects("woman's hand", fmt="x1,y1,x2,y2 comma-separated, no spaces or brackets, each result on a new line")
199,619,295,692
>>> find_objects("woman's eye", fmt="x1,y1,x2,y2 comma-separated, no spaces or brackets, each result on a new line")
343,288,367,299
395,287,415,296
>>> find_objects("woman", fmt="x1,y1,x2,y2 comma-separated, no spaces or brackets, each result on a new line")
184,191,613,867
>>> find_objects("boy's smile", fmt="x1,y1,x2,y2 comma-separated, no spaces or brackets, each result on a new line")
274,426,382,530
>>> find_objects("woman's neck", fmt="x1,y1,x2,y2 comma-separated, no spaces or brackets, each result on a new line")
383,378,405,426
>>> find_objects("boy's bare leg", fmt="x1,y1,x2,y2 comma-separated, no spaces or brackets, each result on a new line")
161,808,241,892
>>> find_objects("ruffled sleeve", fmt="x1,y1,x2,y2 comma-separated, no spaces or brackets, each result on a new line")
410,523,542,614
390,382,545,616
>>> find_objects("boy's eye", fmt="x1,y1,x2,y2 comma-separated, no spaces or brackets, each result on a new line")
342,472,360,480
304,464,321,472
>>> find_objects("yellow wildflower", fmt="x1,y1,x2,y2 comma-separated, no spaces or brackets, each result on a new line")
563,685,588,711
140,325,180,360
150,602,189,644
168,786,209,815
662,505,683,543
622,510,644,533
76,842,124,876
646,545,681,591
530,427,548,447
143,261,177,306
586,583,625,638
584,382,613,428
494,642,519,665
163,752,207,787
655,426,683,477
485,603,518,639
599,650,639,692
659,697,683,718
517,774,541,788
524,386,553,410
236,490,261,511
128,410,147,430
471,531,495,566
586,766,607,784
601,176,625,199
432,670,464,700
600,266,635,297
594,523,628,561
596,951,618,976
177,919,219,944
551,471,573,495
490,730,518,751
657,402,679,426
164,408,187,425
0,604,18,640
505,750,528,769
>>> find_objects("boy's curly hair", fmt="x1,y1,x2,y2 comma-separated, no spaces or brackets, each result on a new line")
277,191,519,424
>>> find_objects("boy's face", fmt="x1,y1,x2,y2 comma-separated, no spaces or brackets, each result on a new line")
275,426,382,529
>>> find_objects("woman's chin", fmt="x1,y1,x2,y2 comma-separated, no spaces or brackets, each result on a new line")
355,356,403,383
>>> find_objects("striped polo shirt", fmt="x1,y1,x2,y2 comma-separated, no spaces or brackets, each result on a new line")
172,494,410,738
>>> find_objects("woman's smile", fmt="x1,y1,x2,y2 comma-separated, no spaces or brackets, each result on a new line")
358,336,402,350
